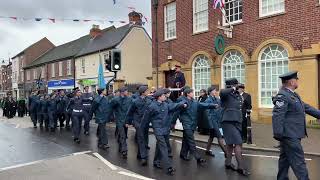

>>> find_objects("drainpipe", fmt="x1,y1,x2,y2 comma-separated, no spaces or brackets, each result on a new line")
153,0,159,88
73,58,76,89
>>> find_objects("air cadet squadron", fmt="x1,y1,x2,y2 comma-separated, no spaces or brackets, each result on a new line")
272,71,320,180
28,90,40,128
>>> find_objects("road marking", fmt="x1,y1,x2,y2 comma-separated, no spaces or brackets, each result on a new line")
118,171,155,180
0,160,44,171
175,140,312,161
72,150,91,156
15,124,20,128
93,152,118,170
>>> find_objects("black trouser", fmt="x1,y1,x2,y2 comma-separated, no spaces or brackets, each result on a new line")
180,129,201,160
18,108,25,117
277,138,309,180
242,116,248,142
117,125,128,153
30,111,37,126
135,126,148,159
48,111,57,129
38,114,49,128
65,112,71,127
72,112,84,139
83,106,92,132
154,135,172,169
97,123,108,145
57,113,66,126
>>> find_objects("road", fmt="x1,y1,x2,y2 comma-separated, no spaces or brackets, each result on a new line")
0,118,320,180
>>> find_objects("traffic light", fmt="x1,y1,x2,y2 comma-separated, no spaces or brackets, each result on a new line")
104,52,111,71
111,49,121,71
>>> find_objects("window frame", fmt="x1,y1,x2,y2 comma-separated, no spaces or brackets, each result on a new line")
51,63,55,78
59,61,63,76
193,0,209,33
67,60,72,76
192,55,211,99
222,0,243,26
33,69,37,80
259,0,285,18
81,58,86,74
164,2,177,40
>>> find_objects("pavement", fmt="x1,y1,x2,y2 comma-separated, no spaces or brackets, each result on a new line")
1,115,320,179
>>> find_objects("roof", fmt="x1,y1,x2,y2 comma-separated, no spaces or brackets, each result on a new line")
76,24,133,57
12,37,54,59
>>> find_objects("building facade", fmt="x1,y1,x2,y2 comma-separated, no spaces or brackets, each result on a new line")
152,0,320,123
0,63,12,96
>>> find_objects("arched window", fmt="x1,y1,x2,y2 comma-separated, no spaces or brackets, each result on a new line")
222,50,245,84
259,44,289,107
192,55,211,98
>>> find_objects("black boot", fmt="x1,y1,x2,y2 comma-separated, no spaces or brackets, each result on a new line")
167,167,176,176
140,159,148,166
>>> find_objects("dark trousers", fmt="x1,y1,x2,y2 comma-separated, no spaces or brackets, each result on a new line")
72,112,84,139
30,112,37,126
18,109,25,117
117,125,128,153
136,126,148,159
154,135,172,169
57,113,65,126
65,112,71,127
48,112,57,129
242,116,248,142
180,129,201,160
277,138,309,180
38,114,49,128
97,123,108,145
165,135,172,156
83,109,92,132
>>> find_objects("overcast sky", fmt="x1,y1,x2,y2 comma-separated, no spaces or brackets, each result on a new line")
0,0,151,63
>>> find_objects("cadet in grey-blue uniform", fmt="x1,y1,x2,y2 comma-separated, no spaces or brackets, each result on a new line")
141,89,186,175
81,86,94,135
38,95,49,130
111,87,133,159
220,78,250,176
48,93,58,132
28,91,39,128
56,90,68,128
272,71,320,180
67,89,85,144
126,86,151,166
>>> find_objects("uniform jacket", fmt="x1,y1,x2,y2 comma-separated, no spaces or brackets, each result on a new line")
174,72,186,88
272,88,320,140
220,88,243,123
141,100,185,135
197,95,209,129
241,92,252,118
126,95,152,128
179,98,216,130
47,98,57,112
67,96,84,112
39,99,49,115
81,92,94,111
111,96,133,126
28,95,39,112
92,95,113,124
56,95,69,113
205,95,223,129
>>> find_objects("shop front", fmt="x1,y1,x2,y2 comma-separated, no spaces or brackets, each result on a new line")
47,79,75,93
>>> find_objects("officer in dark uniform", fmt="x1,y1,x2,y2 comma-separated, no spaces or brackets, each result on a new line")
238,84,252,143
92,88,112,150
67,89,85,144
48,93,58,132
111,87,133,159
141,89,186,175
17,98,26,117
272,71,320,180
81,86,94,135
174,65,186,88
56,90,68,128
28,91,40,128
220,78,250,176
126,86,151,166
42,94,50,131
179,88,216,165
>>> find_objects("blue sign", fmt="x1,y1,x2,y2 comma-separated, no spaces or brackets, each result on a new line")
48,79,75,88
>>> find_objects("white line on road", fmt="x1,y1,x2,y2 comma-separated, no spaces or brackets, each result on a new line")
93,152,118,170
118,171,155,180
72,150,91,156
0,160,44,171
174,140,312,161
15,124,20,128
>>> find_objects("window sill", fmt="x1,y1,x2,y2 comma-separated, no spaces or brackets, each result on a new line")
258,12,286,20
163,37,177,42
192,30,209,36
222,21,243,27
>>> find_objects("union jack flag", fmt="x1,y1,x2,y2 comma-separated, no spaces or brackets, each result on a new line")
213,0,224,9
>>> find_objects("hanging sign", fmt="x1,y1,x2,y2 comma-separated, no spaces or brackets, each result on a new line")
214,34,225,55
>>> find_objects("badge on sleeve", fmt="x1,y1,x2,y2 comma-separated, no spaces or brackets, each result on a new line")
276,101,284,107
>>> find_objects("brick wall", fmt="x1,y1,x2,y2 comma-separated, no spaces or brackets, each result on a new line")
47,59,74,81
152,0,320,66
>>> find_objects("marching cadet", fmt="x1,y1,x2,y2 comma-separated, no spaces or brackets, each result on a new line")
65,92,72,130
126,86,152,166
36,95,44,129
29,90,39,128
111,87,133,159
92,88,112,150
38,95,49,130
220,78,250,176
179,88,216,165
272,71,320,180
56,90,68,128
48,93,58,132
141,89,186,175
204,86,226,157
82,86,94,135
67,89,85,144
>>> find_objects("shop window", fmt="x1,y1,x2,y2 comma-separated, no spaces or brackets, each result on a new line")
259,44,288,107
192,55,211,98
222,50,245,85
193,0,208,33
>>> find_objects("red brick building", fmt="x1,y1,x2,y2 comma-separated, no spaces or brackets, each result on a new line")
152,0,320,123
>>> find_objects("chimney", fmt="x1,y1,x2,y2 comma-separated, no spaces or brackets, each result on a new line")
128,11,143,26
90,24,102,38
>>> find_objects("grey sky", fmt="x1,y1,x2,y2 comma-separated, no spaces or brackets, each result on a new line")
0,0,151,62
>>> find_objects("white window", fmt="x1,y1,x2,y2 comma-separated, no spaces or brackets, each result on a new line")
223,0,243,25
164,2,176,40
81,58,86,74
26,70,30,81
260,0,285,17
41,67,45,78
21,70,24,82
59,62,63,76
259,44,288,107
51,63,55,77
67,60,72,75
222,50,245,85
33,69,37,79
192,55,211,98
193,0,208,33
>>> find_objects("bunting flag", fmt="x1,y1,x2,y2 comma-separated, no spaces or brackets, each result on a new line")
48,18,55,23
10,17,17,20
213,0,224,9
113,0,116,5
35,18,42,21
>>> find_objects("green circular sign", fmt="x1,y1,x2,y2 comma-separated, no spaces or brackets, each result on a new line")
214,35,225,55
